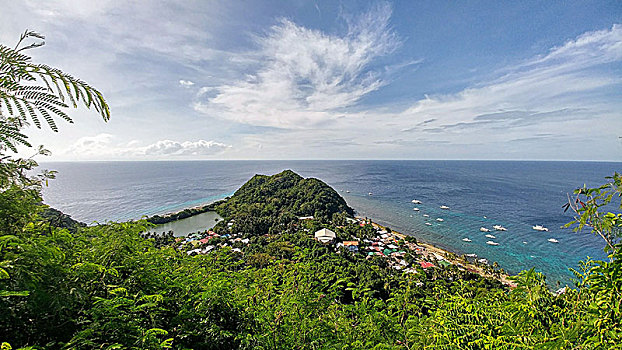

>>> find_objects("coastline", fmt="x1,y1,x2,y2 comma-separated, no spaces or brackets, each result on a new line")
360,216,516,287
145,201,223,225
154,200,516,287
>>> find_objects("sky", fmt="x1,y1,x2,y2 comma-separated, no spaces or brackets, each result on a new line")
1,0,621,161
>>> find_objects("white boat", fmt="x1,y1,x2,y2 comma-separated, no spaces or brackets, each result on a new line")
436,218,444,222
477,258,489,264
440,205,450,210
486,241,499,246
425,222,432,226
485,234,496,239
523,241,528,244
346,190,350,193
423,214,430,217
413,207,420,211
532,225,549,232
493,225,507,231
411,199,422,204
466,253,477,258
368,192,373,196
480,227,490,232
462,238,472,242
548,238,559,243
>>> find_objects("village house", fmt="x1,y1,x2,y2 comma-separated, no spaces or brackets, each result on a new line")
314,228,336,244
342,241,359,252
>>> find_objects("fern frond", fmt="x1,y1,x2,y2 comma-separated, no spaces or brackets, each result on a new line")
0,120,31,152
0,33,110,145
33,101,58,131
0,96,14,115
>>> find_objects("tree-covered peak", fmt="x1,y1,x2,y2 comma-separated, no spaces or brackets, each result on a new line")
234,169,304,197
215,170,354,235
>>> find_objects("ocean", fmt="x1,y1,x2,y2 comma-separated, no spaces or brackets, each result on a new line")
39,160,620,286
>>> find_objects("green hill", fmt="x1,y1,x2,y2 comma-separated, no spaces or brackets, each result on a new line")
214,170,354,235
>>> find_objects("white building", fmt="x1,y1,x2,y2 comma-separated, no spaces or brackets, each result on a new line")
314,228,336,244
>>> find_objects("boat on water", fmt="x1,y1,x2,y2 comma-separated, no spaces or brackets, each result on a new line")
346,190,350,193
466,253,477,258
425,222,432,226
493,225,507,231
480,227,490,232
423,214,429,217
532,225,549,232
413,207,420,211
368,192,373,196
440,205,450,210
485,234,496,239
411,199,422,204
477,258,489,264
523,241,528,244
486,241,499,246
462,238,472,242
436,218,444,222
548,238,559,243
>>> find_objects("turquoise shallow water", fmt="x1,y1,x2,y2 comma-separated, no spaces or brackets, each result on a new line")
148,211,223,237
40,160,620,285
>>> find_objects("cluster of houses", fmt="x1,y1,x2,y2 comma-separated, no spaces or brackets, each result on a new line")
173,216,455,276
314,218,453,273
178,229,250,255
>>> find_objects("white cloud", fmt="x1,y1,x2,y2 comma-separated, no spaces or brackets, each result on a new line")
143,140,231,156
398,24,622,137
66,133,115,156
25,0,116,19
9,1,236,73
195,2,401,128
179,80,195,87
528,24,622,67
64,135,230,159
221,25,622,160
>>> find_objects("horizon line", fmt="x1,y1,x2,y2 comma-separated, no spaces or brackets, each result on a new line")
38,158,622,163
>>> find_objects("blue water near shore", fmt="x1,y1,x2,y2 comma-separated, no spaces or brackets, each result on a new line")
40,160,620,286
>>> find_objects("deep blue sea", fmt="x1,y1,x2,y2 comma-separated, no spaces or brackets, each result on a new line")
39,160,620,286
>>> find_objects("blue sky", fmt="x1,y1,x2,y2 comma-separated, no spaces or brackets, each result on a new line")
2,0,621,160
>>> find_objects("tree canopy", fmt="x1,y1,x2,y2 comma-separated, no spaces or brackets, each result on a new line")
213,169,354,235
